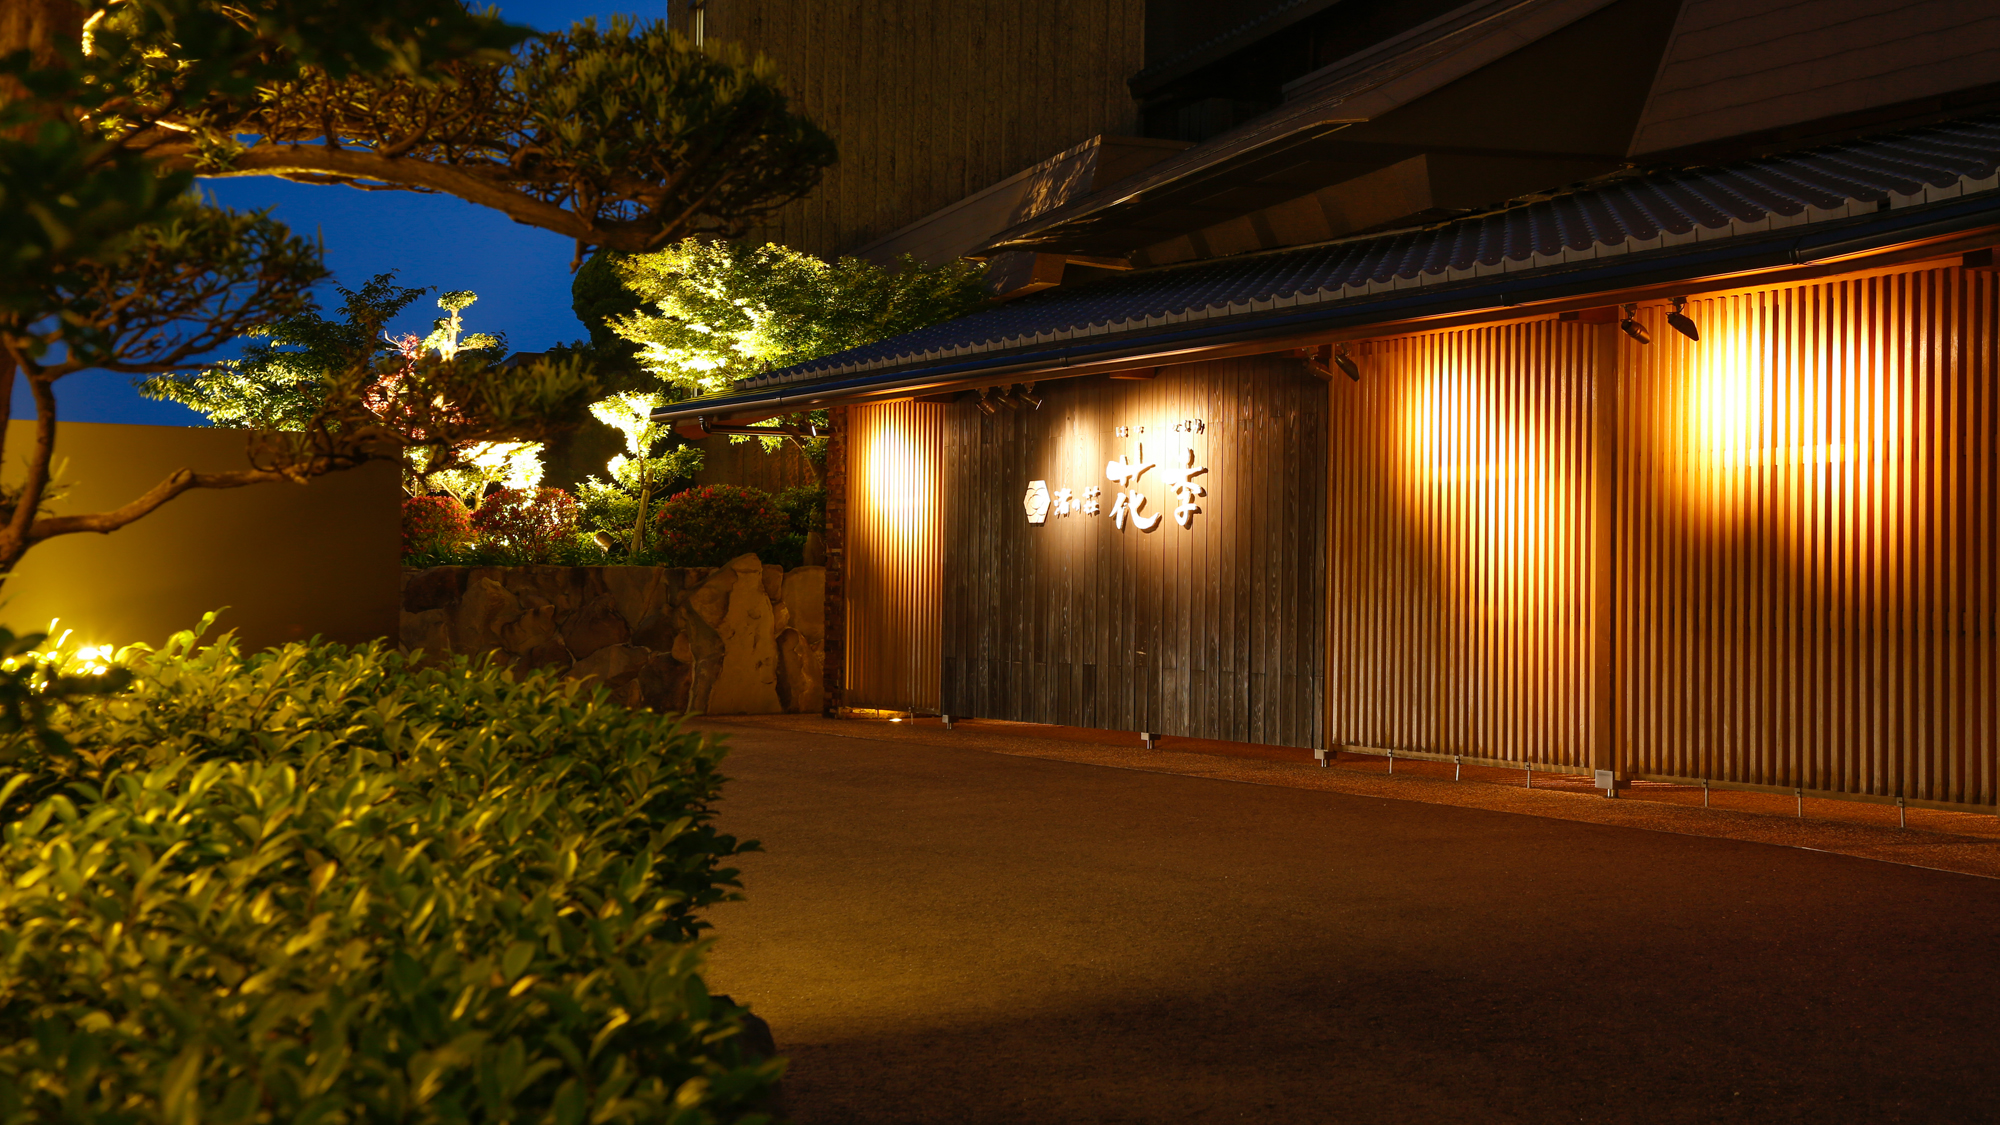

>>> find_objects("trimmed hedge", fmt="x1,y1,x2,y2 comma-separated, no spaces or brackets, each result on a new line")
471,486,580,563
653,486,789,569
0,621,780,1124
401,494,476,557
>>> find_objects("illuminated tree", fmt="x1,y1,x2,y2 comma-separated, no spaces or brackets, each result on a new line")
606,239,985,476
0,0,836,575
577,390,703,554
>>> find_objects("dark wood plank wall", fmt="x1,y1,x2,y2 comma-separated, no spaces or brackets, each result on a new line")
700,0,1146,259
939,359,1327,747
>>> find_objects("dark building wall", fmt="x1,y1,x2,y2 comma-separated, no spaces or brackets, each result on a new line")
939,359,1327,747
1630,0,2000,157
699,0,1146,259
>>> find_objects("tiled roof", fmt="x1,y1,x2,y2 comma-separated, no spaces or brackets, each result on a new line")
743,114,2000,389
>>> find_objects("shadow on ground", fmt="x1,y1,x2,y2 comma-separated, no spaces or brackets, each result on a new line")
696,719,2000,1124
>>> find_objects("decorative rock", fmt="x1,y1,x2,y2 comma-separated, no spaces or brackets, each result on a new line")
774,627,821,714
400,608,452,657
567,642,648,691
602,566,666,629
401,561,823,716
689,563,738,630
402,566,468,613
561,593,632,660
782,567,826,648
497,599,559,656
705,558,782,715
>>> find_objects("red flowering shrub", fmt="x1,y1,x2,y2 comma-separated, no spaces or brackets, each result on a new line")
472,487,579,562
653,484,789,566
401,495,475,558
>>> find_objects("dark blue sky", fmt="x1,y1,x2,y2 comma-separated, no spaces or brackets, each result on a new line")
33,3,665,425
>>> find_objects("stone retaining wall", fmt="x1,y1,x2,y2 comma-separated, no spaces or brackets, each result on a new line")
400,555,824,714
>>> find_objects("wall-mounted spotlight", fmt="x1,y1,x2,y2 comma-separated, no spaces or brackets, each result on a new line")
974,388,998,416
1619,303,1650,344
1333,343,1361,381
1666,296,1700,342
992,386,1022,409
1015,382,1044,409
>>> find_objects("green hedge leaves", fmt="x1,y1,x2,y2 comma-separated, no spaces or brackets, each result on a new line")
0,624,779,1124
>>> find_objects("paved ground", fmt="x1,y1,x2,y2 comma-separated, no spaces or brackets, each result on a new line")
694,717,2000,1124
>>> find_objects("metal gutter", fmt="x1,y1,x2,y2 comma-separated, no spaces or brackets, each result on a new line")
654,192,2000,422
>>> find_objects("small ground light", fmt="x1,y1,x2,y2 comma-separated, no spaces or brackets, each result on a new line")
1667,295,1701,341
1619,303,1651,344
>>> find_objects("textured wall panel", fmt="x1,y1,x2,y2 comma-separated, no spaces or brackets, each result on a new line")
845,401,946,712
1618,269,2000,804
700,0,1145,258
1330,320,1601,768
1329,263,2000,808
940,360,1327,747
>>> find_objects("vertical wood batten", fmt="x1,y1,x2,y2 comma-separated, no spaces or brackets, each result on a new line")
845,402,945,713
1620,266,2000,805
1332,319,1597,767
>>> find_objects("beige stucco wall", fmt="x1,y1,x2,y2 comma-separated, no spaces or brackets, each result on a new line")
1,421,400,653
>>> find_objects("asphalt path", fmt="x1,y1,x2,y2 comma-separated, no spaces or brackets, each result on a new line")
697,720,2000,1124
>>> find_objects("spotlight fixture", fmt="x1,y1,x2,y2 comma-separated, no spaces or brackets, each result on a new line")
1333,343,1361,381
1666,296,1701,342
592,531,617,553
974,388,998,416
1015,383,1044,409
1619,303,1650,345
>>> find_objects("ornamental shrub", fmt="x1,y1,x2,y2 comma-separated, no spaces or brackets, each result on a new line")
471,485,579,562
653,485,790,567
0,622,781,1124
400,494,475,557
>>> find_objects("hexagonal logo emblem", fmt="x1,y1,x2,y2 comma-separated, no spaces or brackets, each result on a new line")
1023,480,1050,525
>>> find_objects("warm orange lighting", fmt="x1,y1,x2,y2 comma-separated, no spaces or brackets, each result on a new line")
1395,348,1578,614
847,403,945,714
1656,291,1905,526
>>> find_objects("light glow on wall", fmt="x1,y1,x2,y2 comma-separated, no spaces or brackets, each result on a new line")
1659,291,1905,526
1395,352,1577,613
847,402,945,713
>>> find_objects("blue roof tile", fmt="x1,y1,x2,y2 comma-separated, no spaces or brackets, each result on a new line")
742,114,2000,389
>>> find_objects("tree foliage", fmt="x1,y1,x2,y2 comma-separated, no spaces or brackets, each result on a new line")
137,271,433,429
0,0,835,575
611,240,988,398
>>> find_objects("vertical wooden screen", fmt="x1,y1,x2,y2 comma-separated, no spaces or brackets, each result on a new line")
939,360,1327,747
1329,320,1600,767
845,401,946,713
1329,262,2000,808
1618,268,2000,805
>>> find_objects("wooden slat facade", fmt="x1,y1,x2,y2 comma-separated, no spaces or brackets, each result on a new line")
1330,320,1601,769
844,401,946,713
1330,261,2000,807
1618,269,2000,804
697,0,1146,259
936,360,1328,747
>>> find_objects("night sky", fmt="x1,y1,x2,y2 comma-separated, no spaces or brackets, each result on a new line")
30,3,665,425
